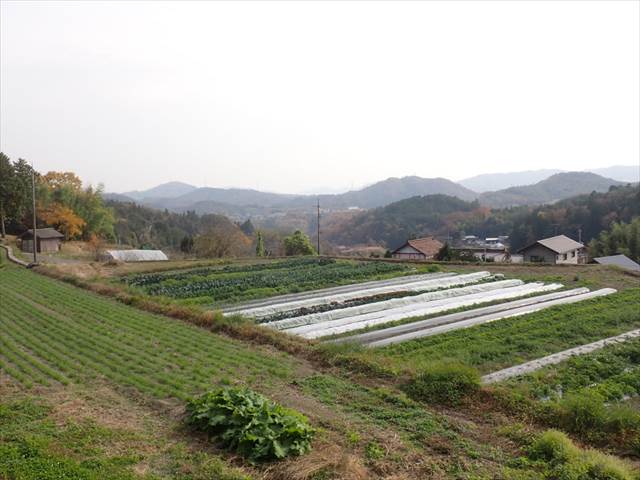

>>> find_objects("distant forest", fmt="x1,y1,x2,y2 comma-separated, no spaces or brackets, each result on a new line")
320,185,640,251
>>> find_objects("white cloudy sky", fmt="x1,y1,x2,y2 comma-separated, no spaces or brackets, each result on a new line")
1,1,638,194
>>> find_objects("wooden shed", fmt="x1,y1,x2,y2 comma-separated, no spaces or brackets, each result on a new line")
19,228,64,253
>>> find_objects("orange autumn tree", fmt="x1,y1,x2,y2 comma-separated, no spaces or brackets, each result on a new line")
39,202,86,239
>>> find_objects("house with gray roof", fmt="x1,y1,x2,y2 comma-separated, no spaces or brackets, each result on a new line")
593,254,640,272
19,228,64,253
517,234,585,264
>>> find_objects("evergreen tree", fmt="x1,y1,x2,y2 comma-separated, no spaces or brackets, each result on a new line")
255,231,265,257
180,235,194,254
239,218,255,236
435,243,453,261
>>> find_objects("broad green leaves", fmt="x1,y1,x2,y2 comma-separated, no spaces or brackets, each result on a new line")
186,387,315,463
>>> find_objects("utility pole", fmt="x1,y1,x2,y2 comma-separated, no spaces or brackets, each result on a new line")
316,199,320,255
31,162,37,264
578,227,582,243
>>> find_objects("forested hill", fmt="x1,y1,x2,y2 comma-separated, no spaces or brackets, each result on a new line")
506,184,640,251
107,201,242,250
321,185,640,250
306,176,478,208
322,195,482,249
478,172,625,208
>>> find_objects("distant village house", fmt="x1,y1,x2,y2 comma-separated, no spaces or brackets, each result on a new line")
593,254,640,272
391,236,443,260
19,228,64,253
517,235,585,264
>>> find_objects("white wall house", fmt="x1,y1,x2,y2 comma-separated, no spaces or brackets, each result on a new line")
518,235,585,264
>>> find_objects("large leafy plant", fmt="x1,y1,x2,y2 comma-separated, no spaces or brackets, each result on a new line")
186,387,315,463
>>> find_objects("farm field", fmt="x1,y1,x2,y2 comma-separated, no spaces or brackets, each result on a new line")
361,288,640,374
121,257,426,306
3,252,639,479
0,253,550,479
502,337,640,403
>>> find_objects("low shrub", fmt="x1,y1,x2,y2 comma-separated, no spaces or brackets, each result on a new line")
527,430,637,480
529,429,579,463
404,362,480,405
186,387,315,463
556,391,607,435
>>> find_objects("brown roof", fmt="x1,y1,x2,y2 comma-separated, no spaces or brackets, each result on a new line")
400,237,443,257
19,228,64,240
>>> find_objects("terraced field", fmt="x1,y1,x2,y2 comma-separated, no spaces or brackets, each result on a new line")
364,288,640,374
3,252,639,479
503,337,640,402
0,265,297,398
123,257,420,305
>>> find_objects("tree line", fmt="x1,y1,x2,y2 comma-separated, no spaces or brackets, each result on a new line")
319,185,640,255
0,153,114,240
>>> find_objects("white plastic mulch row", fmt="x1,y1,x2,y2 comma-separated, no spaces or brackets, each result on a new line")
222,272,455,313
269,278,523,331
292,282,566,339
365,288,617,348
481,328,640,384
235,271,493,319
341,288,590,346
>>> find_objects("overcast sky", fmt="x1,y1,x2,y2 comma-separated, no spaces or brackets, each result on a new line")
1,1,638,194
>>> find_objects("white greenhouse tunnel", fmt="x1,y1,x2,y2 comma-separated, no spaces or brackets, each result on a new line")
294,282,566,339
365,288,617,347
268,278,523,331
234,271,493,319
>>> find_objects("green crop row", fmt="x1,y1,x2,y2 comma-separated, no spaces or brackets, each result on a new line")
0,265,296,400
351,288,640,375
124,257,337,287
505,339,640,403
123,258,413,304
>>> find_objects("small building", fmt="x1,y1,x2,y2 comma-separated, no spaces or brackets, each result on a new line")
593,254,640,272
517,235,585,264
102,249,168,262
391,237,443,260
19,228,64,253
484,238,505,248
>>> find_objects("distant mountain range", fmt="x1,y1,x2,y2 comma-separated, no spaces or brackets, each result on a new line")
122,181,198,200
105,166,636,219
460,165,638,192
478,172,625,208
